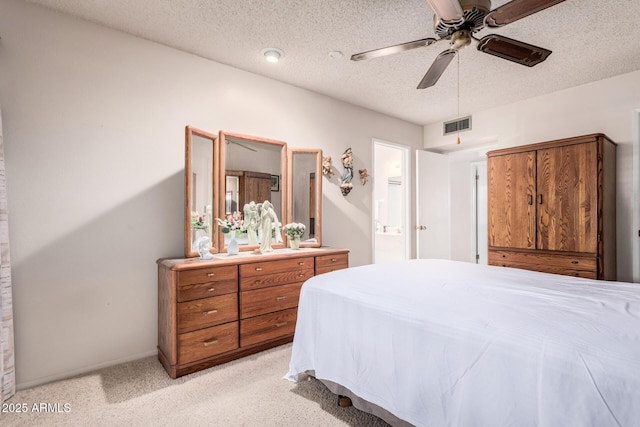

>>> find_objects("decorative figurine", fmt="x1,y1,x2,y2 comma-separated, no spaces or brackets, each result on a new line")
322,156,334,178
359,168,369,186
243,201,259,245
258,200,282,252
340,147,353,196
197,236,214,260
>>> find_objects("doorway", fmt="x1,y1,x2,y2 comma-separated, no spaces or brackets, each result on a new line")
373,140,410,264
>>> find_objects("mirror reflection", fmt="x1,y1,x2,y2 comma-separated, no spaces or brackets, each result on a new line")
184,126,218,257
287,148,322,248
219,132,287,251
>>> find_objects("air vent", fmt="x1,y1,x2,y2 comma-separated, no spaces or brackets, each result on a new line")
443,116,472,136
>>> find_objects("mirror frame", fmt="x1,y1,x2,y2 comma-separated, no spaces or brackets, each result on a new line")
218,131,288,253
286,148,323,248
184,126,219,258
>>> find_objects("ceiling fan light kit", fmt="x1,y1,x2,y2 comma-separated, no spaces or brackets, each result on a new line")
351,0,566,89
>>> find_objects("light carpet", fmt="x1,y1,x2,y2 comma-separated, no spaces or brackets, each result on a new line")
2,344,391,426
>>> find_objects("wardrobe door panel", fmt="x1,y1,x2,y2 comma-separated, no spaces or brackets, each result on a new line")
488,151,536,249
537,142,597,252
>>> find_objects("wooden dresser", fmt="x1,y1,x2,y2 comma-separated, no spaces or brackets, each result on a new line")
487,133,616,280
157,247,349,378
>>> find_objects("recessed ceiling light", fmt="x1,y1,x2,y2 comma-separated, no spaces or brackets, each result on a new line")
261,47,284,63
329,51,344,59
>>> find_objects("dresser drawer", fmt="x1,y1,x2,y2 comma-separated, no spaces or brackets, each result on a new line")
240,258,314,291
240,307,297,347
315,253,349,275
178,293,238,333
178,265,238,302
489,250,597,279
240,257,314,278
240,282,303,319
178,322,239,365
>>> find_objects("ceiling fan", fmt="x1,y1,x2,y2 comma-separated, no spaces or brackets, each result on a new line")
351,0,566,89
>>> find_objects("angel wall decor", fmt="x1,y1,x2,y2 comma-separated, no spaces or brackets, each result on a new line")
359,169,369,186
340,148,354,196
322,156,334,178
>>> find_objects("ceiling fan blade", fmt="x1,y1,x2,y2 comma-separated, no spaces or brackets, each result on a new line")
417,49,457,89
350,38,437,61
477,34,551,67
485,0,566,28
228,140,258,152
425,0,464,22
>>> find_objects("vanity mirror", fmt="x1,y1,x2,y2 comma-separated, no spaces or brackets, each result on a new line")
218,131,287,252
287,148,322,248
184,126,219,257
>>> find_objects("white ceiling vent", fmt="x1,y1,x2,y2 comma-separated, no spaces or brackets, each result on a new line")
443,116,472,136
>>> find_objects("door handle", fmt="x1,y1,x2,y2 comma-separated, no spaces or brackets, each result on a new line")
415,225,427,231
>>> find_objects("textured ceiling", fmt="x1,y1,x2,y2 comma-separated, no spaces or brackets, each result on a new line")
25,0,640,126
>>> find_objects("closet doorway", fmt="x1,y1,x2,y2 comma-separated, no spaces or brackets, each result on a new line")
373,140,410,264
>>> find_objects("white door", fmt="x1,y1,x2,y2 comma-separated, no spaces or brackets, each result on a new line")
416,150,450,259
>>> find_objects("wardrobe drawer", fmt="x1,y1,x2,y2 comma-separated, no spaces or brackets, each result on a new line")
178,293,238,333
240,307,297,347
489,250,597,279
240,282,303,319
178,265,238,302
178,322,238,365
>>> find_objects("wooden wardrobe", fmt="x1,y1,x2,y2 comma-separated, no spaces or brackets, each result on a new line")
487,134,616,280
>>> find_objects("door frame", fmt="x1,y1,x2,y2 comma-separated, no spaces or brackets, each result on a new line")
633,109,640,282
471,161,487,264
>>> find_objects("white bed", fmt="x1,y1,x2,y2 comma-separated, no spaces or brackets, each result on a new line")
286,259,640,426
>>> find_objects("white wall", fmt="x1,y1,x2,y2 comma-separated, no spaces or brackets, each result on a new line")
0,0,423,388
424,70,640,282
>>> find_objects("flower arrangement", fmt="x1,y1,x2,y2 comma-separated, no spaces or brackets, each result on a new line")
283,222,306,240
191,211,209,231
217,211,244,235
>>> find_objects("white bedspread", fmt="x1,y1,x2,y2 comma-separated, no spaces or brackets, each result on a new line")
286,259,640,426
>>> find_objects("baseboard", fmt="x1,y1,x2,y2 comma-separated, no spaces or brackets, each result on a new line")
16,349,158,391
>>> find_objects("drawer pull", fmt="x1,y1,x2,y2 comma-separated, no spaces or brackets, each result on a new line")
204,309,218,315
207,287,215,292
276,322,288,327
331,258,337,262
203,339,218,347
298,262,305,266
298,273,305,277
571,260,578,264
254,280,262,285
207,273,215,277
255,267,263,271
276,296,287,301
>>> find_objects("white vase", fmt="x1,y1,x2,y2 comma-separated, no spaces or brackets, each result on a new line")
289,236,301,250
227,232,239,255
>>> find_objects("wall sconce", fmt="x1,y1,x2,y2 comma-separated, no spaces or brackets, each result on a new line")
261,48,284,63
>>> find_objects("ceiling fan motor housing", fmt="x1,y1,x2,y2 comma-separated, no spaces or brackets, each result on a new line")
434,0,491,38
